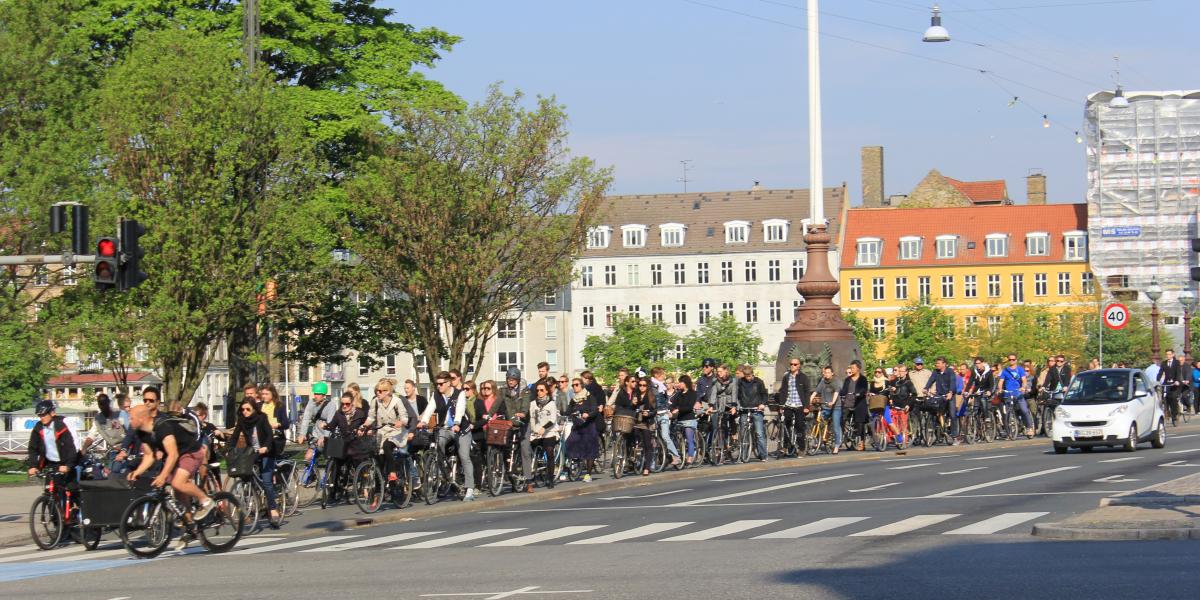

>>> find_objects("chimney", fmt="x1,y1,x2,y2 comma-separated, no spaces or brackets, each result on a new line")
1026,170,1047,205
751,180,762,192
861,146,884,207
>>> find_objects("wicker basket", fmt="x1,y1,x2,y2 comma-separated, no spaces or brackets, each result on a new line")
868,394,888,412
610,415,634,435
485,419,513,446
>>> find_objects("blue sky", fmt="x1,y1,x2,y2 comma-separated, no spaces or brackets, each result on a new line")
384,0,1194,205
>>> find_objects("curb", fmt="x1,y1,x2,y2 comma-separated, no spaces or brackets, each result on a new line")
1099,495,1200,507
1031,523,1200,541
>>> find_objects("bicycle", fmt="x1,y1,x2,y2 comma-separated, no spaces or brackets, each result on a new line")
707,407,738,465
669,418,697,469
804,401,836,455
227,459,289,529
119,484,243,558
532,438,558,489
736,408,766,462
294,440,330,509
29,470,80,550
868,406,907,452
421,427,468,503
352,439,411,513
771,405,803,459
319,432,371,509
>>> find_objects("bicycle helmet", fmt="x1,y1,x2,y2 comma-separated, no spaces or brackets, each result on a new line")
34,400,55,416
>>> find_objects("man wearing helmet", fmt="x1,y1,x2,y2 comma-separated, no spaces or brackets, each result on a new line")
26,400,78,478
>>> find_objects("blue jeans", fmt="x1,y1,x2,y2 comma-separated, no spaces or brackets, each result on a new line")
677,419,698,457
1004,391,1032,429
740,411,767,459
821,407,843,447
260,455,278,511
656,413,679,460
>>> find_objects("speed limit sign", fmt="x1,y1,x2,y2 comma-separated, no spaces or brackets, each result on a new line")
1103,303,1129,330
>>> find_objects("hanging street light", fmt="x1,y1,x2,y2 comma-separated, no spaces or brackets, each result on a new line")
923,5,950,43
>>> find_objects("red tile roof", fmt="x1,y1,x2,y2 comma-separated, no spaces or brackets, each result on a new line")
944,177,1009,204
47,372,158,386
840,204,1087,269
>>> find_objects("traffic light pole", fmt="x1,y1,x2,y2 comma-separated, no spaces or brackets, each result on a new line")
0,254,97,266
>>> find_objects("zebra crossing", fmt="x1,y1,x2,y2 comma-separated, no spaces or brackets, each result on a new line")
0,510,1051,570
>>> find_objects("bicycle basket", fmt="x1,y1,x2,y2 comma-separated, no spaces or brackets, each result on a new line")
486,420,513,446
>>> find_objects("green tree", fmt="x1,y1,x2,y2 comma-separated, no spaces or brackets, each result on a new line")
43,285,147,395
0,319,58,411
842,309,879,368
972,305,1088,364
887,302,962,365
581,315,678,384
1084,309,1155,368
681,312,767,371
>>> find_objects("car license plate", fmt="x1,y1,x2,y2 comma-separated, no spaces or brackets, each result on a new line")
1075,428,1102,437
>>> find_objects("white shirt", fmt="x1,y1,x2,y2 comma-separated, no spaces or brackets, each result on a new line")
41,426,60,463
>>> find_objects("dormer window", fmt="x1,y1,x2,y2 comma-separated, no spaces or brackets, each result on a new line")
621,224,647,248
587,226,611,249
985,233,1008,257
1025,232,1049,257
724,220,750,244
762,219,788,243
660,223,686,247
935,235,958,259
898,236,922,260
855,238,882,266
1064,230,1087,261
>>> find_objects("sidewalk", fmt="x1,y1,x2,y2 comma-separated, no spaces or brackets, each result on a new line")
0,483,43,547
1032,472,1200,540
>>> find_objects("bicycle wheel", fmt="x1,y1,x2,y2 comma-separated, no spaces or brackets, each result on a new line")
421,451,441,505
611,436,627,479
805,421,824,456
707,426,725,465
920,413,935,447
1041,406,1056,437
353,461,385,513
870,417,887,451
197,491,244,554
484,447,505,496
119,495,171,559
296,459,322,508
765,417,780,443
650,436,667,473
673,430,689,469
229,478,260,527
737,419,752,463
277,464,299,518
29,495,64,550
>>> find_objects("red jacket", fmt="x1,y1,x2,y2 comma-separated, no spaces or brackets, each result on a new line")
27,416,78,470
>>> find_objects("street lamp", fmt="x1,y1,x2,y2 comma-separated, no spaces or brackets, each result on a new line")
1109,86,1130,109
1180,289,1197,359
1146,277,1163,362
923,5,950,43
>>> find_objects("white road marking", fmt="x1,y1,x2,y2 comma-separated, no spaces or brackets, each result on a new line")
37,535,285,562
966,454,1016,461
1169,434,1198,439
887,463,939,470
668,473,861,506
753,517,870,539
660,519,779,541
1093,474,1140,483
419,586,592,599
710,473,795,482
394,529,524,549
926,466,1078,498
848,482,903,492
567,522,693,545
938,467,988,475
881,454,960,462
0,544,90,564
302,531,443,552
850,514,960,536
943,512,1048,535
1098,457,1143,463
598,489,691,500
479,526,607,547
1166,448,1200,454
1159,460,1200,467
231,535,359,555
0,546,36,557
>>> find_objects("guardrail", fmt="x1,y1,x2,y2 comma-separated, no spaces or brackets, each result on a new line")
0,432,29,454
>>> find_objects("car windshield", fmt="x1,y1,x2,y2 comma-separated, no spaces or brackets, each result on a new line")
1062,371,1129,405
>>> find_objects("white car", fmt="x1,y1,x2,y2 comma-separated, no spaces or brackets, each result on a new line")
1051,368,1166,454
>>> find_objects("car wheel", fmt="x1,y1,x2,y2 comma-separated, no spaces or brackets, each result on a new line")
1122,423,1137,452
1052,443,1068,454
1151,418,1166,449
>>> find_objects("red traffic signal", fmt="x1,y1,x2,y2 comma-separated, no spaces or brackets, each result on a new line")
93,236,118,290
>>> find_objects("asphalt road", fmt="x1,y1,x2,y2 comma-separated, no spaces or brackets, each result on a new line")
3,423,1200,599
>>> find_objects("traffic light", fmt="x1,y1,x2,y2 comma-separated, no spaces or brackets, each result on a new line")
1192,238,1200,282
118,219,147,290
93,237,118,291
70,205,89,255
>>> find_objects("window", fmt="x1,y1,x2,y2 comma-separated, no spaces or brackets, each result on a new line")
135,344,149,362
794,300,802,319
987,274,1001,297
674,342,688,361
745,301,758,323
1165,316,1181,326
626,264,639,286
673,263,686,285
497,319,521,339
918,276,931,303
1034,273,1048,296
985,234,1008,257
497,351,522,375
582,306,595,328
1011,274,1025,304
359,356,370,376
650,304,664,323
1025,233,1049,256
899,236,921,260
744,260,757,282
945,319,956,337
792,259,804,281
769,301,782,323
1057,272,1071,295
964,316,979,335
579,265,593,287
621,225,647,248
605,305,617,327
856,238,882,266
544,292,557,305
674,303,687,325
62,266,76,286
1082,272,1095,295
660,224,686,247
697,262,710,284
298,365,311,382
763,219,788,243
872,318,886,340
33,267,48,286
385,354,396,376
64,344,78,364
626,304,640,318
720,261,733,283
964,275,977,298
587,226,611,249
545,350,558,372
896,318,905,335
545,316,557,339
721,302,734,316
936,235,958,259
604,265,616,286
987,316,1001,336
1064,232,1087,261
849,278,863,302
767,260,780,282
895,277,908,300
698,303,711,324
941,275,954,299
724,220,750,244
872,277,884,301
650,264,662,285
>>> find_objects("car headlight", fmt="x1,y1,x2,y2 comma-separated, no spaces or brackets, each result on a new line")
1108,405,1128,417
1055,407,1070,420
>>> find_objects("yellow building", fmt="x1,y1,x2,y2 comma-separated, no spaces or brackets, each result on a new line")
838,203,1099,356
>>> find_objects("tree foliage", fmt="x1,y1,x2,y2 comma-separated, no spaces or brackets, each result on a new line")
681,312,767,370
972,305,1087,364
885,302,961,365
1084,308,1156,368
580,315,678,384
842,309,879,368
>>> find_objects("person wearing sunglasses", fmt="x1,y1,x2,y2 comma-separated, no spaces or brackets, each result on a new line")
366,379,418,488
322,392,368,502
565,378,600,481
777,359,811,456
229,398,281,528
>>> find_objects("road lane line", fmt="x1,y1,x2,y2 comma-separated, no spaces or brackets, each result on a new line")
667,473,861,506
479,526,607,547
660,520,778,541
926,466,1078,498
753,517,869,539
849,482,903,492
938,467,988,475
394,529,524,549
568,522,693,544
231,535,360,555
887,463,939,470
1170,434,1198,439
38,535,286,562
943,512,1049,535
1098,457,1143,463
302,531,443,552
0,544,90,564
881,454,961,462
710,473,795,482
966,454,1016,461
850,514,959,536
1166,448,1200,454
0,546,36,557
599,489,692,500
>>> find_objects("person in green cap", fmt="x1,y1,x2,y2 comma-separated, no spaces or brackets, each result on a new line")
298,382,338,459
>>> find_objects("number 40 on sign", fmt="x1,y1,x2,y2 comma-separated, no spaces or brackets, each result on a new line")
1103,303,1129,330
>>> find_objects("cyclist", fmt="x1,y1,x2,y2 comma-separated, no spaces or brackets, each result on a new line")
323,392,369,503
670,375,699,465
777,358,811,455
706,364,739,460
841,362,868,450
228,398,280,528
998,354,1033,437
651,367,681,469
126,399,213,549
735,365,769,461
909,357,932,405
695,358,718,404
529,381,561,486
366,378,418,489
424,372,477,500
809,366,840,454
298,381,337,454
81,393,125,473
26,400,78,480
966,357,995,426
1158,349,1185,425
631,377,657,476
888,364,916,446
922,357,957,445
